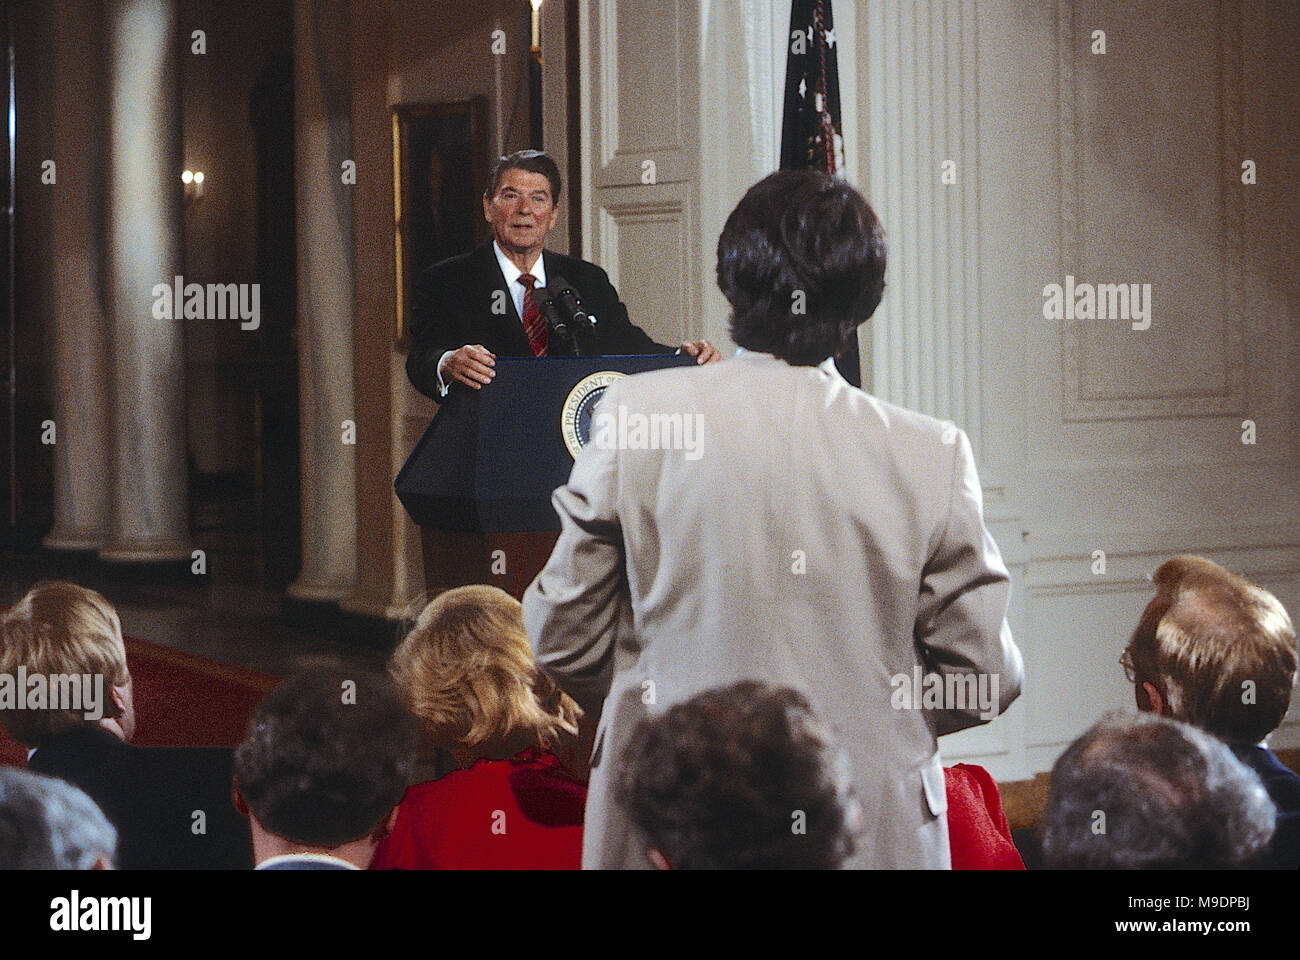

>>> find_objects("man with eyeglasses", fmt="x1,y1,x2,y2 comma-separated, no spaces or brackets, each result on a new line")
1119,554,1300,868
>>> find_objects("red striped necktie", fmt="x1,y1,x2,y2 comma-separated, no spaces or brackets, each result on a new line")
519,273,548,357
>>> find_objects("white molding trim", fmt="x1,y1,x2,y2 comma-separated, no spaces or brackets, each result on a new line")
1056,0,1247,422
862,0,984,459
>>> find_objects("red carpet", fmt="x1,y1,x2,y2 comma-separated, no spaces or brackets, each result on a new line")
0,637,281,767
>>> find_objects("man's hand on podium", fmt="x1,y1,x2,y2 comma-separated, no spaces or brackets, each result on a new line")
678,340,721,364
441,344,497,390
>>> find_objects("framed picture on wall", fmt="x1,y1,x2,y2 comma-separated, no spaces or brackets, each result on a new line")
392,98,489,348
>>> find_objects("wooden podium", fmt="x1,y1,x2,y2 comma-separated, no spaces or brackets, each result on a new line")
396,355,695,599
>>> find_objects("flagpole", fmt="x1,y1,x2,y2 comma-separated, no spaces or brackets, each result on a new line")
779,0,860,386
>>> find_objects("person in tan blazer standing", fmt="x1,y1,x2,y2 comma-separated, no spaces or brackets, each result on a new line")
522,170,1023,869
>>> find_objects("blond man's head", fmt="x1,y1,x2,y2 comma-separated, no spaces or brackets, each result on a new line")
389,585,580,756
1123,555,1296,744
0,582,134,745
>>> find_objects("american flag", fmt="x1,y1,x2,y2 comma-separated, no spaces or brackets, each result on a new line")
780,0,859,386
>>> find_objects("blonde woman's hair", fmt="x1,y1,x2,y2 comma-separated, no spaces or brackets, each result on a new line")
0,582,130,745
389,585,581,752
1124,555,1296,744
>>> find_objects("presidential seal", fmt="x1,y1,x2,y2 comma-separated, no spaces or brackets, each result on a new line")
561,371,627,459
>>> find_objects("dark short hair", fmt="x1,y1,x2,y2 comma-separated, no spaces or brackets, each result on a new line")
0,767,117,869
1123,555,1296,744
1042,711,1275,869
234,668,417,848
616,681,857,869
486,149,562,204
717,170,886,365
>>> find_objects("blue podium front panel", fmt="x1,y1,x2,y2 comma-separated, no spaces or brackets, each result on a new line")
395,354,695,532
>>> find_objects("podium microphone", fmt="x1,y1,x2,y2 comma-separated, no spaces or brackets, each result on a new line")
547,276,593,333
534,276,593,355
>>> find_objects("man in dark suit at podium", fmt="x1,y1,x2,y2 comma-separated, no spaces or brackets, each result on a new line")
405,149,720,400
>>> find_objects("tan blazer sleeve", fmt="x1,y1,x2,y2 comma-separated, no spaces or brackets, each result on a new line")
522,392,626,712
914,426,1024,736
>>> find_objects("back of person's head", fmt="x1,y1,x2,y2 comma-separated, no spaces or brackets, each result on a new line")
0,581,131,745
1042,711,1275,868
233,668,417,847
1122,554,1296,744
486,149,562,203
616,680,858,869
389,585,580,756
717,169,886,366
0,767,117,869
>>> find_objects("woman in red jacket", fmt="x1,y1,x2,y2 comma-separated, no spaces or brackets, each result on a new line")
371,585,587,870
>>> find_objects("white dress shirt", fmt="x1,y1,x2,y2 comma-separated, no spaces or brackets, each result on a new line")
255,852,360,870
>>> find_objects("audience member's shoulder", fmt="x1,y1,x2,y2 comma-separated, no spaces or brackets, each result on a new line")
945,762,999,796
507,750,587,827
29,725,133,766
1271,753,1300,798
1241,745,1300,798
407,757,510,798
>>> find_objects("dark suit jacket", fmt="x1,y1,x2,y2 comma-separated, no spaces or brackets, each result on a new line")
406,241,673,399
1233,743,1300,868
27,726,253,869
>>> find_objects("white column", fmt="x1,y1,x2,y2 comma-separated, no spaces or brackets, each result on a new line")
861,0,982,457
99,0,192,563
287,0,357,602
43,0,110,552
697,0,777,354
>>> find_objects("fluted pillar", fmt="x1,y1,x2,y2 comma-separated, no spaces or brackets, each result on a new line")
99,0,191,563
287,0,357,602
43,0,111,552
862,0,983,458
697,0,777,356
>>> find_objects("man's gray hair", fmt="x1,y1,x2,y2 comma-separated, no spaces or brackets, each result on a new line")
0,767,117,869
1042,711,1275,868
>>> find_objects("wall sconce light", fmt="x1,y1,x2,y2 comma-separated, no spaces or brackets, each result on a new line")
530,0,543,61
528,0,543,147
182,169,205,202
